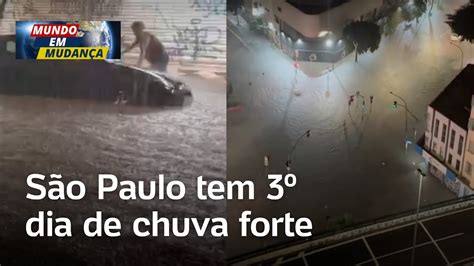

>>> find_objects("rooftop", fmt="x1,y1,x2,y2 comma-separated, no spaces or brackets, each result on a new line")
286,0,350,15
430,64,474,129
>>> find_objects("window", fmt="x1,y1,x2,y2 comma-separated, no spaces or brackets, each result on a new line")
434,119,440,138
456,160,461,171
458,135,464,155
466,162,472,176
450,130,456,149
441,124,447,142
277,6,282,12
448,154,453,164
432,142,437,152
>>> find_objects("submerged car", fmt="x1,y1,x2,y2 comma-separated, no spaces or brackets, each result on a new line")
0,35,192,107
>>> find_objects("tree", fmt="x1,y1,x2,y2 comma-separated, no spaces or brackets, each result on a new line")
249,17,265,32
446,0,474,42
383,9,402,37
401,5,414,24
413,0,428,23
342,20,381,62
227,0,244,25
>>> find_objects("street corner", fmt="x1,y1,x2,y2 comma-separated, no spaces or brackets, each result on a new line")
297,61,335,78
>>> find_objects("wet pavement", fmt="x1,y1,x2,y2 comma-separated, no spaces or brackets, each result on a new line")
227,0,472,257
0,70,226,265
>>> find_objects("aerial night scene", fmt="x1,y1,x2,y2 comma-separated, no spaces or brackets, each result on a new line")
227,0,474,265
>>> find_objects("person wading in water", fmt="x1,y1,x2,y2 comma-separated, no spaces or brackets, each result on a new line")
122,21,169,72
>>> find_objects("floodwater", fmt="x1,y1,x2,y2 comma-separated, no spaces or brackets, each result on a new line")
0,75,226,265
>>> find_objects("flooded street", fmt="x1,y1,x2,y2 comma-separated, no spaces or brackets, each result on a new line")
0,73,226,265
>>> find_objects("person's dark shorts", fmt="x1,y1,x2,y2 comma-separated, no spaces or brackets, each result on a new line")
150,53,169,72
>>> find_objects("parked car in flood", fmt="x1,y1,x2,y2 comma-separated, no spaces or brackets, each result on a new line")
0,35,192,107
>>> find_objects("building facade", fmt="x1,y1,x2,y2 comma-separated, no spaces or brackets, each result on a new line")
417,64,474,197
243,0,384,62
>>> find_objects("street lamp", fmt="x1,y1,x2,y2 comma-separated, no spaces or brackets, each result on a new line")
389,91,419,152
449,41,464,70
410,168,427,266
286,130,311,172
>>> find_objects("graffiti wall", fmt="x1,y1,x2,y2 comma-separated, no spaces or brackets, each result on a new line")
0,0,226,64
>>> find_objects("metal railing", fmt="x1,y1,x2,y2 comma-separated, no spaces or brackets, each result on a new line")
229,195,474,265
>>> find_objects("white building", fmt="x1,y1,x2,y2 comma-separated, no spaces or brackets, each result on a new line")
417,64,474,197
242,0,384,62
463,103,474,186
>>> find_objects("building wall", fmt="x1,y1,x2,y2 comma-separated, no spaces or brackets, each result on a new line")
424,106,434,148
270,0,383,38
462,101,474,188
0,0,226,64
426,107,467,175
423,104,472,191
430,110,450,161
446,121,467,174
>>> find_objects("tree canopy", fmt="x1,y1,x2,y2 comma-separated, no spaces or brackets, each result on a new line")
401,0,427,24
446,0,474,42
412,0,428,22
342,20,381,62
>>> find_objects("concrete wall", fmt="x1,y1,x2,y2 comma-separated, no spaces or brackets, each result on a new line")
0,0,226,65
